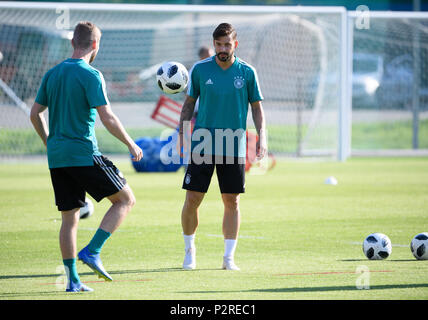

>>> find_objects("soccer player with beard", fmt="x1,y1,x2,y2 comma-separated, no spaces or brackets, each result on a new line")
178,23,267,270
30,21,142,292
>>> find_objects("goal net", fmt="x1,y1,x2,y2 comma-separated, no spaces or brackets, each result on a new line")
0,3,348,159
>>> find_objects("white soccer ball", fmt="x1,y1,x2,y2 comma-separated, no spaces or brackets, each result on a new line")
80,198,94,219
324,176,338,185
156,61,189,94
362,233,392,260
410,232,428,260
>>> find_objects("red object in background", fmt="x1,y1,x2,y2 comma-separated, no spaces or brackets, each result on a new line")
151,95,181,129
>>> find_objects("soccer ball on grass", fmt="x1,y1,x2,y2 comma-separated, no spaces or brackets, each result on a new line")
362,233,392,260
410,232,428,260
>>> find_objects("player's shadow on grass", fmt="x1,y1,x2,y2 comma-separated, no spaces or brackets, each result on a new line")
339,259,419,262
247,283,428,293
109,267,220,275
109,267,182,275
0,271,102,280
0,267,217,282
0,291,65,298
179,283,428,294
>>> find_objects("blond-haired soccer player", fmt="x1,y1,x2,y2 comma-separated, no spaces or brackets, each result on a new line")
30,21,143,292
178,23,266,270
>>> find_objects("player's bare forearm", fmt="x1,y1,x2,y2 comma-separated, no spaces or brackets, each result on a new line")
30,102,48,147
250,100,266,137
97,105,133,146
177,95,196,154
250,100,267,159
97,104,143,161
179,95,196,135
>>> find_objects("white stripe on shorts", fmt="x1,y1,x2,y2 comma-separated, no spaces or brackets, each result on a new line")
93,155,124,190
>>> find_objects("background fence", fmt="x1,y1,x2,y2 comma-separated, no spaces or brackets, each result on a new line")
0,3,427,160
349,11,428,155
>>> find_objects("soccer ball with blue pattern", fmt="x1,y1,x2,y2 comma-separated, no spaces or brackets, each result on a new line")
156,61,189,94
362,233,392,260
410,232,428,260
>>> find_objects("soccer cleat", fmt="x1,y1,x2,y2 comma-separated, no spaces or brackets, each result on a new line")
78,246,113,281
66,281,94,293
182,247,196,270
222,257,240,271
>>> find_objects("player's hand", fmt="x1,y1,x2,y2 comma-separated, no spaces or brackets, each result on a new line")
129,143,143,162
256,131,267,160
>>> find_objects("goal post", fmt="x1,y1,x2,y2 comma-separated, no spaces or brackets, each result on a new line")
0,2,350,160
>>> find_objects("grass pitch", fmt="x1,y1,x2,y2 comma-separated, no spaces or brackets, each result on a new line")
0,157,427,300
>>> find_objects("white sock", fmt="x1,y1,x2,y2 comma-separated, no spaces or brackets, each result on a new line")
183,234,195,251
224,239,238,259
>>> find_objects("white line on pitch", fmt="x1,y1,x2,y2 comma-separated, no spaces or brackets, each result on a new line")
348,241,408,248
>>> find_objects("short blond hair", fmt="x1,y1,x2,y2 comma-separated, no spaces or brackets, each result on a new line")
72,21,101,50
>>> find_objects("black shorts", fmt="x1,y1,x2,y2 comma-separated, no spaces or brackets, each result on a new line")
182,155,245,194
49,155,127,211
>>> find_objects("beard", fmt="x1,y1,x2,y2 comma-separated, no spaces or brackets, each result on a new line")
216,52,231,62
